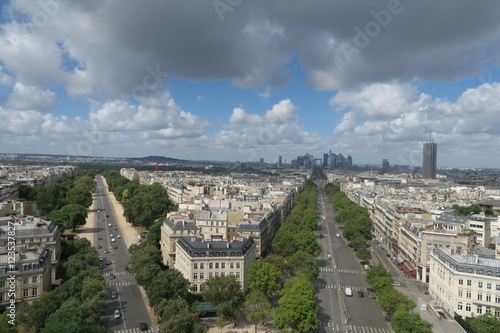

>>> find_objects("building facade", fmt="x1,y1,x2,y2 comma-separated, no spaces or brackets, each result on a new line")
423,141,437,179
174,236,256,293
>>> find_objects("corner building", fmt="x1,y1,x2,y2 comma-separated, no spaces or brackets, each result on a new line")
174,236,256,293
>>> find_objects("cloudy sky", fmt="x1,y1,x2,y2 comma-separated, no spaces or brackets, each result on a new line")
1,0,500,168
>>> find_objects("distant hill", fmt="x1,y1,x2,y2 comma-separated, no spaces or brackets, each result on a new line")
136,156,187,163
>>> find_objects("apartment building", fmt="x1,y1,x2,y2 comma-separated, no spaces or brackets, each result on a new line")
174,236,256,292
430,247,500,319
160,216,199,267
0,245,52,312
0,216,61,283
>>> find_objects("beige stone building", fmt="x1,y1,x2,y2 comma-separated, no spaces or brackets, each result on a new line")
160,216,199,268
174,236,256,293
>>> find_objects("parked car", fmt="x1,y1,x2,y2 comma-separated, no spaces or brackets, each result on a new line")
106,260,112,265
117,235,121,239
358,291,364,297
139,323,149,331
111,291,117,299
114,309,121,319
393,282,401,287
108,223,112,227
99,256,104,261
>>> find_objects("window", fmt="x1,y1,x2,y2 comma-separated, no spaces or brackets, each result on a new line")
230,263,234,269
200,263,204,269
478,293,483,301
496,285,500,291
467,280,472,286
32,288,37,296
487,283,492,289
230,272,234,276
466,291,471,299
487,294,492,302
458,279,463,285
495,295,500,304
0,281,4,288
209,273,213,278
466,303,471,312
23,277,29,285
193,284,198,292
200,273,204,279
458,290,463,297
215,272,219,277
477,305,483,315
496,309,500,317
32,276,37,284
457,302,463,310
221,263,225,269
236,263,240,269
215,263,219,269
194,263,198,269
236,272,240,278
209,263,213,269
486,306,492,314
23,289,29,297
487,271,493,276
478,282,483,288
193,273,198,280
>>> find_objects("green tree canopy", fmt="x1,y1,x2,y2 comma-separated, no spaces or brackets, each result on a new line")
391,306,432,333
248,261,282,299
147,270,190,308
59,204,88,231
201,275,244,308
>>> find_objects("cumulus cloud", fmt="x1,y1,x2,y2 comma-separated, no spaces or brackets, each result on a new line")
7,82,57,110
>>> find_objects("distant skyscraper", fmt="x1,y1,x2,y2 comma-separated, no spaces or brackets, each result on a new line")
422,141,437,179
381,159,389,173
278,155,282,168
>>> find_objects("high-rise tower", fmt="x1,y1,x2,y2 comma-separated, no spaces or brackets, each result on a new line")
422,141,437,179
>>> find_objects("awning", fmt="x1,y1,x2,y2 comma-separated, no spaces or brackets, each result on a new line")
402,261,417,274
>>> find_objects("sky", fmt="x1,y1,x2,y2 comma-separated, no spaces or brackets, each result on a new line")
1,0,500,168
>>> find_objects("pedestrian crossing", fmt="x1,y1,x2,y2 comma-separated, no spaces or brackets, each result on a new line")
320,267,365,275
114,328,159,333
316,284,366,291
107,281,137,288
318,322,393,333
103,271,130,277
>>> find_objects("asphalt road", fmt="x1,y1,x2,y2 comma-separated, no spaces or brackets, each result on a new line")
93,177,156,333
314,186,393,333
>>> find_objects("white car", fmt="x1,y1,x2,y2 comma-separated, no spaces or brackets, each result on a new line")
111,238,116,242
117,235,121,239
114,309,121,319
108,223,112,227
336,233,341,238
110,234,113,238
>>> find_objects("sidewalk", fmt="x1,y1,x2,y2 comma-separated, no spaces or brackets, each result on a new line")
78,196,96,245
370,242,465,333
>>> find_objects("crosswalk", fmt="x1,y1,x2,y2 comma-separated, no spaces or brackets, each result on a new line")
114,328,159,333
320,267,365,275
316,284,366,291
107,281,137,288
103,271,130,277
318,322,393,333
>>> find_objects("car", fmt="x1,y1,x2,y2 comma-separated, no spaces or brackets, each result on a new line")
386,253,391,258
393,282,401,287
437,311,447,319
106,215,110,217
108,223,112,227
99,263,105,270
114,309,121,319
124,265,129,270
110,234,113,238
336,233,341,238
109,273,116,279
111,238,116,242
104,250,109,254
367,287,375,293
139,322,149,331
117,235,121,239
114,227,117,230
358,291,364,297
106,260,112,265
113,245,118,249
98,237,102,240
369,293,376,299
111,291,117,299
97,245,102,249
99,256,104,261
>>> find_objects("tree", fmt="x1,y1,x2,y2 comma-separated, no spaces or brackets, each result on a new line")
349,233,367,250
287,250,319,279
391,307,432,333
0,311,17,333
294,231,321,256
356,245,372,262
243,291,273,329
155,298,190,323
129,242,162,288
59,204,88,231
248,261,282,299
378,289,415,315
201,275,244,308
66,186,93,208
147,270,190,308
161,311,203,333
273,277,318,333
467,313,500,333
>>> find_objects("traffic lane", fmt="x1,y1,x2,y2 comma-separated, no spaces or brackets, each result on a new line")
119,282,154,331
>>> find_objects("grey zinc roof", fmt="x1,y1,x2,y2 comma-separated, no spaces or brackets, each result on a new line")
0,217,57,238
164,217,199,231
177,236,254,257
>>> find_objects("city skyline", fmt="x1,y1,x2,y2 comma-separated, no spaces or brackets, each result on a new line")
1,2,500,168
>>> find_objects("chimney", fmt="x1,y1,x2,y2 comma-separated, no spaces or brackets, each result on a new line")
191,236,196,242
450,248,455,254
227,242,230,249
207,242,210,249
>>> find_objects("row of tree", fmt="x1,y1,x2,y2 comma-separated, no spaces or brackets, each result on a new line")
18,171,96,231
17,238,109,332
102,170,176,228
325,184,372,262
